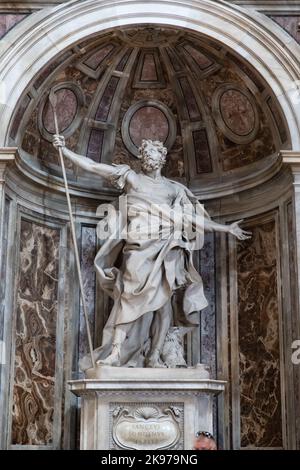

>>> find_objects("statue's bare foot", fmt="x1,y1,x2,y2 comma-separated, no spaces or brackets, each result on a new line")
146,350,167,368
96,345,120,367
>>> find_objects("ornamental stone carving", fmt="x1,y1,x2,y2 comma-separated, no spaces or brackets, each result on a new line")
110,404,183,450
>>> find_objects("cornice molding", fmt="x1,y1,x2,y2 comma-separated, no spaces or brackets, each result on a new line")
282,150,300,173
1,1,299,14
0,1,70,11
0,147,17,182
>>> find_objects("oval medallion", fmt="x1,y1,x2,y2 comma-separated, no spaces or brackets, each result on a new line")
212,84,259,144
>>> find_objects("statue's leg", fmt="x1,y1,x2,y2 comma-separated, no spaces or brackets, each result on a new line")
96,323,131,366
146,299,172,368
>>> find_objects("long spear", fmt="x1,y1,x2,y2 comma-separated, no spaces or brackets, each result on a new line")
49,89,96,369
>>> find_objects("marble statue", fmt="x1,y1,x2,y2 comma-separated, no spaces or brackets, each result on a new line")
53,136,251,370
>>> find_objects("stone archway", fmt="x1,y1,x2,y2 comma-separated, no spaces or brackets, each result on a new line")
1,0,300,451
0,0,299,148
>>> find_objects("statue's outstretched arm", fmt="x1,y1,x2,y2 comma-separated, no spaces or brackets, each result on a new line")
53,134,117,180
204,217,251,241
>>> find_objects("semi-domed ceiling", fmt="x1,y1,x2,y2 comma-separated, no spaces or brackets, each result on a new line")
9,26,290,199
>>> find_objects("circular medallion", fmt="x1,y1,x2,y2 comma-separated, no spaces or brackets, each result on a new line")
38,82,85,142
212,84,259,144
121,100,176,157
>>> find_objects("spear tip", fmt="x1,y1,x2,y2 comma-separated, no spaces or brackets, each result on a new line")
49,89,57,109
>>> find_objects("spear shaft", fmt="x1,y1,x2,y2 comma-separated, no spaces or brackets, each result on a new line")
49,90,96,369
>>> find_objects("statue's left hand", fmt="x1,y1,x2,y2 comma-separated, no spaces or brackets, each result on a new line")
228,220,252,240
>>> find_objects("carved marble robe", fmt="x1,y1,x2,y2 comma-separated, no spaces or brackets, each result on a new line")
79,165,209,370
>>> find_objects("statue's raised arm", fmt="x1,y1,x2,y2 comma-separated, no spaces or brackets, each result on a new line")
53,134,133,184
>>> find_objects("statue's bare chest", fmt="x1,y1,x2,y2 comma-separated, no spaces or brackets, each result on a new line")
127,174,178,204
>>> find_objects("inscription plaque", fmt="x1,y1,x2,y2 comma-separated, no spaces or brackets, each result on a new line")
110,404,183,450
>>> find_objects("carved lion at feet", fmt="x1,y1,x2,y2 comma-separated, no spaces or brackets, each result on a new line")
161,327,192,368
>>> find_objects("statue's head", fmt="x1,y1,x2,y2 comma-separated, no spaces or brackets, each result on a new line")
137,139,167,172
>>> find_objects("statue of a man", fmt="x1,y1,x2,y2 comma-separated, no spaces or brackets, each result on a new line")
53,136,250,370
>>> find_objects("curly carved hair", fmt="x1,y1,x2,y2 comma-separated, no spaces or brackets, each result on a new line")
138,139,168,169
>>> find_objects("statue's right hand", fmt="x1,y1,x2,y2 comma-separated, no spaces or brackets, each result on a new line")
53,134,65,149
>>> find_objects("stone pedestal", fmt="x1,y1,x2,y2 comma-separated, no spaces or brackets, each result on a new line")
69,364,226,450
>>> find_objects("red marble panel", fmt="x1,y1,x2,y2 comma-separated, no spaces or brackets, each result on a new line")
267,97,288,144
10,94,31,140
0,198,10,343
33,51,73,90
179,77,202,121
237,218,283,448
140,54,158,81
183,43,213,70
115,48,133,72
0,14,27,39
220,90,255,136
270,16,300,44
87,129,104,162
200,233,216,375
84,43,115,71
227,53,265,93
166,47,182,72
129,106,169,147
42,89,78,134
192,129,212,174
79,227,97,361
95,76,119,122
11,220,60,445
287,202,300,447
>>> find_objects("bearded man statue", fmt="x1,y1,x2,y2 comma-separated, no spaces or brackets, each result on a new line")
53,136,250,370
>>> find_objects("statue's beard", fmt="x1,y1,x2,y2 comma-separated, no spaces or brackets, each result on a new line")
141,156,165,172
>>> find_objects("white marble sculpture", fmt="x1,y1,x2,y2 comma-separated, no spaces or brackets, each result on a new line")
53,136,251,370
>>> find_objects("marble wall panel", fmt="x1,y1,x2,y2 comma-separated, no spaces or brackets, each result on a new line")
267,97,288,144
0,198,10,344
193,129,212,174
116,49,133,72
237,218,282,448
95,77,120,122
33,51,73,90
11,219,60,445
84,44,115,71
10,94,31,140
140,53,158,81
178,77,202,121
287,201,300,448
0,14,27,40
226,53,265,93
86,129,104,162
79,226,97,361
200,232,216,377
200,233,217,436
166,47,182,72
270,16,300,44
181,43,213,70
